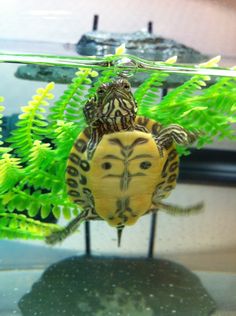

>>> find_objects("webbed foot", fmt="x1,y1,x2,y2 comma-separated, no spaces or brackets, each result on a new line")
158,201,204,215
45,229,69,245
156,124,199,152
45,210,89,245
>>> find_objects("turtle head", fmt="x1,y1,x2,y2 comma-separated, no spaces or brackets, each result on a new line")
84,79,137,129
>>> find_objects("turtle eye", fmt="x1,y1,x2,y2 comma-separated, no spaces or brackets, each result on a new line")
97,88,106,95
123,83,131,90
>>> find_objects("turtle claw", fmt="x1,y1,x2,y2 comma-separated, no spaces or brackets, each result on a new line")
168,125,198,146
45,230,66,245
156,124,200,150
185,130,201,144
45,211,89,245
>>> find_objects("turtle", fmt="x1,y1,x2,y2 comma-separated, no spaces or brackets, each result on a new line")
46,78,202,246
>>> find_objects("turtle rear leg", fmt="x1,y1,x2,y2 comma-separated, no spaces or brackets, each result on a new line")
149,201,204,216
156,124,199,153
46,209,91,245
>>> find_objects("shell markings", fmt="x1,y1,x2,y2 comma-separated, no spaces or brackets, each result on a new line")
66,117,179,227
66,128,91,205
89,130,166,226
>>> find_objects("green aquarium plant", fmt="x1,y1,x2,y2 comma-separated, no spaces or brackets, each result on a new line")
0,53,235,241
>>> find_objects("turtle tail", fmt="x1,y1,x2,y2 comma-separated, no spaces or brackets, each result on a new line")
117,225,125,247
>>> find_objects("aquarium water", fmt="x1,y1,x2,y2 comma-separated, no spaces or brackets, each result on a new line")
0,50,236,316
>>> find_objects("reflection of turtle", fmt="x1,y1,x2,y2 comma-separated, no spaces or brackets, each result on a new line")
46,79,202,246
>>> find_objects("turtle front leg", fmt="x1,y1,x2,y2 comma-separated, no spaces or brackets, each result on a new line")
156,124,198,154
148,201,203,216
45,209,90,245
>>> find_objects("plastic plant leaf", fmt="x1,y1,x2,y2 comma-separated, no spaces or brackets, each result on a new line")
0,53,235,242
115,43,126,55
8,82,55,161
0,213,60,240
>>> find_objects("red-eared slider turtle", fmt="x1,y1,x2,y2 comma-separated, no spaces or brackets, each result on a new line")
46,78,202,246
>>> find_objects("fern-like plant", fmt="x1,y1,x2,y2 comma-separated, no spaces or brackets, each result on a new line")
0,97,3,147
0,53,235,241
7,83,54,161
